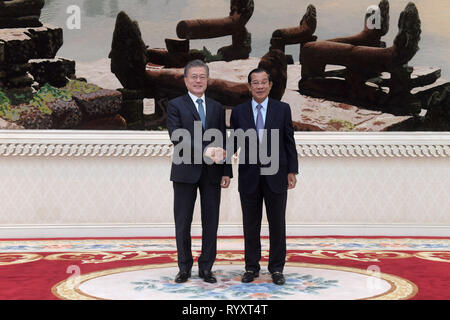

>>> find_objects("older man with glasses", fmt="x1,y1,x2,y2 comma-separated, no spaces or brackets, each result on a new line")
229,68,299,285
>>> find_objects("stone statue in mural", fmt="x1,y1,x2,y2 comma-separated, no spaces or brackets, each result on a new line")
144,0,254,68
109,11,148,90
270,4,317,55
177,0,254,61
296,0,448,128
108,0,448,131
109,4,293,129
327,0,389,48
299,2,424,115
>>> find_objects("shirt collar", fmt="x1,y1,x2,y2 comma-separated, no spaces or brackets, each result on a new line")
252,97,269,111
188,91,205,105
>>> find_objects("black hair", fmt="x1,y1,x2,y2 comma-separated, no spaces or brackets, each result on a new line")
247,68,272,84
184,59,209,78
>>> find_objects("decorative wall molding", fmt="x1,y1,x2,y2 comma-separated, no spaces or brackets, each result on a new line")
0,130,449,158
295,132,450,158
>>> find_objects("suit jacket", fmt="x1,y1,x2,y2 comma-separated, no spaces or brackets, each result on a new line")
230,98,298,194
167,94,232,184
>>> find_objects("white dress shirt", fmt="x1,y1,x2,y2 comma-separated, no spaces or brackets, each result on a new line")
188,91,206,116
251,97,268,126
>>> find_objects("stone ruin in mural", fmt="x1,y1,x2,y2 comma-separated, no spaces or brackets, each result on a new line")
110,0,313,129
269,4,317,63
297,1,448,130
299,2,446,119
109,0,449,131
0,0,124,129
109,0,256,129
1,0,448,131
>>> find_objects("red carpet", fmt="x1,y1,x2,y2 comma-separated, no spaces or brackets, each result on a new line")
0,236,448,300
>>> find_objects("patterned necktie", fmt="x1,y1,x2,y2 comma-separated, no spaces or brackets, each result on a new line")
197,98,206,129
256,104,264,142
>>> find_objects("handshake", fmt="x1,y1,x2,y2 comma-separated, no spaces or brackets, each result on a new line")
204,147,227,164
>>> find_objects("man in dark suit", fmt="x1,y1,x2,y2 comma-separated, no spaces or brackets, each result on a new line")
229,68,298,285
167,60,232,283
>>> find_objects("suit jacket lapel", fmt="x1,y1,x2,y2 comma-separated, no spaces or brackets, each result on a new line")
183,94,201,122
246,101,256,130
205,97,214,130
264,98,275,130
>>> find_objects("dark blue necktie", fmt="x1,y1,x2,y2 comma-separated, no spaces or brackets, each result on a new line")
197,98,206,129
256,104,264,142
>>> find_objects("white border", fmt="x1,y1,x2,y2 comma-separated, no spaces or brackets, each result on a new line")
0,130,449,157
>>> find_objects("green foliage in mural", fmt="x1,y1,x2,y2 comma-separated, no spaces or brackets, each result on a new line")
328,119,356,131
0,80,101,123
201,46,223,63
64,80,101,95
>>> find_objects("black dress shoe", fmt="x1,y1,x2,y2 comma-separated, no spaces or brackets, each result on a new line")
175,270,191,283
271,272,285,285
241,270,259,283
199,270,217,283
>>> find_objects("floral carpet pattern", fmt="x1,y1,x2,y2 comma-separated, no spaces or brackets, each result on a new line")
53,262,412,300
0,236,449,300
131,269,340,300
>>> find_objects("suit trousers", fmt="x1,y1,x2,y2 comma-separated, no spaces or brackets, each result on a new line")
240,175,287,274
173,165,221,272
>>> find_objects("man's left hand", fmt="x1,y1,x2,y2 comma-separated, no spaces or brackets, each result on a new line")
221,176,231,188
288,173,297,189
205,147,226,164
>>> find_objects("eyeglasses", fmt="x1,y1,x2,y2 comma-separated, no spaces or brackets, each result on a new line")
190,74,208,81
250,80,269,86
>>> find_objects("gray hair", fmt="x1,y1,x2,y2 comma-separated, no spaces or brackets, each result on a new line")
184,59,209,78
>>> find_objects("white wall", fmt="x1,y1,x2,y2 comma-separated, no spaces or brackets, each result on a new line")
0,131,449,238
